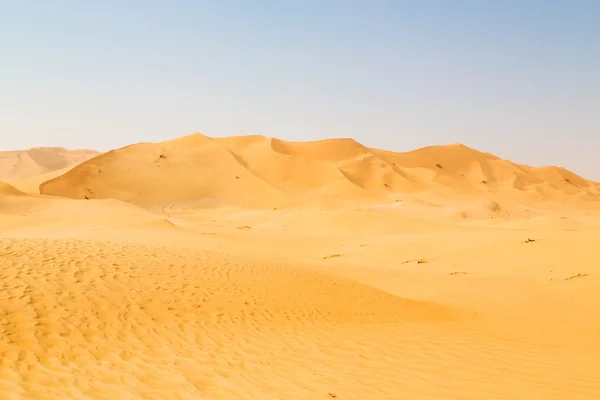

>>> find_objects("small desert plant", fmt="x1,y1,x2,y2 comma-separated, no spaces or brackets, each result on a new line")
565,273,588,281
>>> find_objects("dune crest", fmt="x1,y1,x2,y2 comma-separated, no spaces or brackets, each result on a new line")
38,134,600,210
0,147,99,182
0,182,26,197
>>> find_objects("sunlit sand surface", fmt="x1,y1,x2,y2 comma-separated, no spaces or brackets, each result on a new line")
1,134,600,399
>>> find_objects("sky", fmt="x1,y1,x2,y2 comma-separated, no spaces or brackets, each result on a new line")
1,0,599,179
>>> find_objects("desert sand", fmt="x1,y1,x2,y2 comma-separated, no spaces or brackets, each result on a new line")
1,147,98,194
1,133,600,399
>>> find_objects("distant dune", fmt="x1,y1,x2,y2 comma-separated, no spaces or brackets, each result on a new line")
0,147,99,183
39,133,600,209
8,166,79,194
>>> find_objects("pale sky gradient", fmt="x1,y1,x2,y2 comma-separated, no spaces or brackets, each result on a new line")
1,0,599,179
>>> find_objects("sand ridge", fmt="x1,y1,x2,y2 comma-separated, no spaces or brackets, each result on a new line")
39,134,600,210
0,148,98,182
7,167,75,194
0,182,26,197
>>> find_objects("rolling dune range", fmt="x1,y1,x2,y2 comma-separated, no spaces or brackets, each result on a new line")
39,133,600,209
1,134,600,399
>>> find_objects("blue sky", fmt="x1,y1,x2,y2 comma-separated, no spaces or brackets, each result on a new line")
1,0,599,179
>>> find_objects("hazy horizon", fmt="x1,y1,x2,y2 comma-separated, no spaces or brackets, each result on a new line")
2,1,599,179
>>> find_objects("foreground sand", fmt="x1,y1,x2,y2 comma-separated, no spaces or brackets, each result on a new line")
1,187,600,399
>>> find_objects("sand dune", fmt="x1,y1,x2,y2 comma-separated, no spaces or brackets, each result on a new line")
0,196,181,239
0,147,98,183
2,133,600,399
39,135,290,208
7,167,78,194
39,134,600,211
0,182,26,197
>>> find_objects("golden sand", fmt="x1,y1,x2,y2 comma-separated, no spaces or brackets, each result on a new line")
1,148,98,194
1,134,600,399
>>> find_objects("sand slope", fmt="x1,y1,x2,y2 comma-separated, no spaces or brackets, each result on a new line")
0,182,26,197
39,134,600,210
0,147,99,183
40,135,288,208
7,167,76,194
0,193,600,399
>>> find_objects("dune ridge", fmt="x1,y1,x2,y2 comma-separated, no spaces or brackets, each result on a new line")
0,182,26,197
0,147,99,183
39,134,600,210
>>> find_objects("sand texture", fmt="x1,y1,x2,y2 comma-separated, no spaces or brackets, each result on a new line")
2,134,600,399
